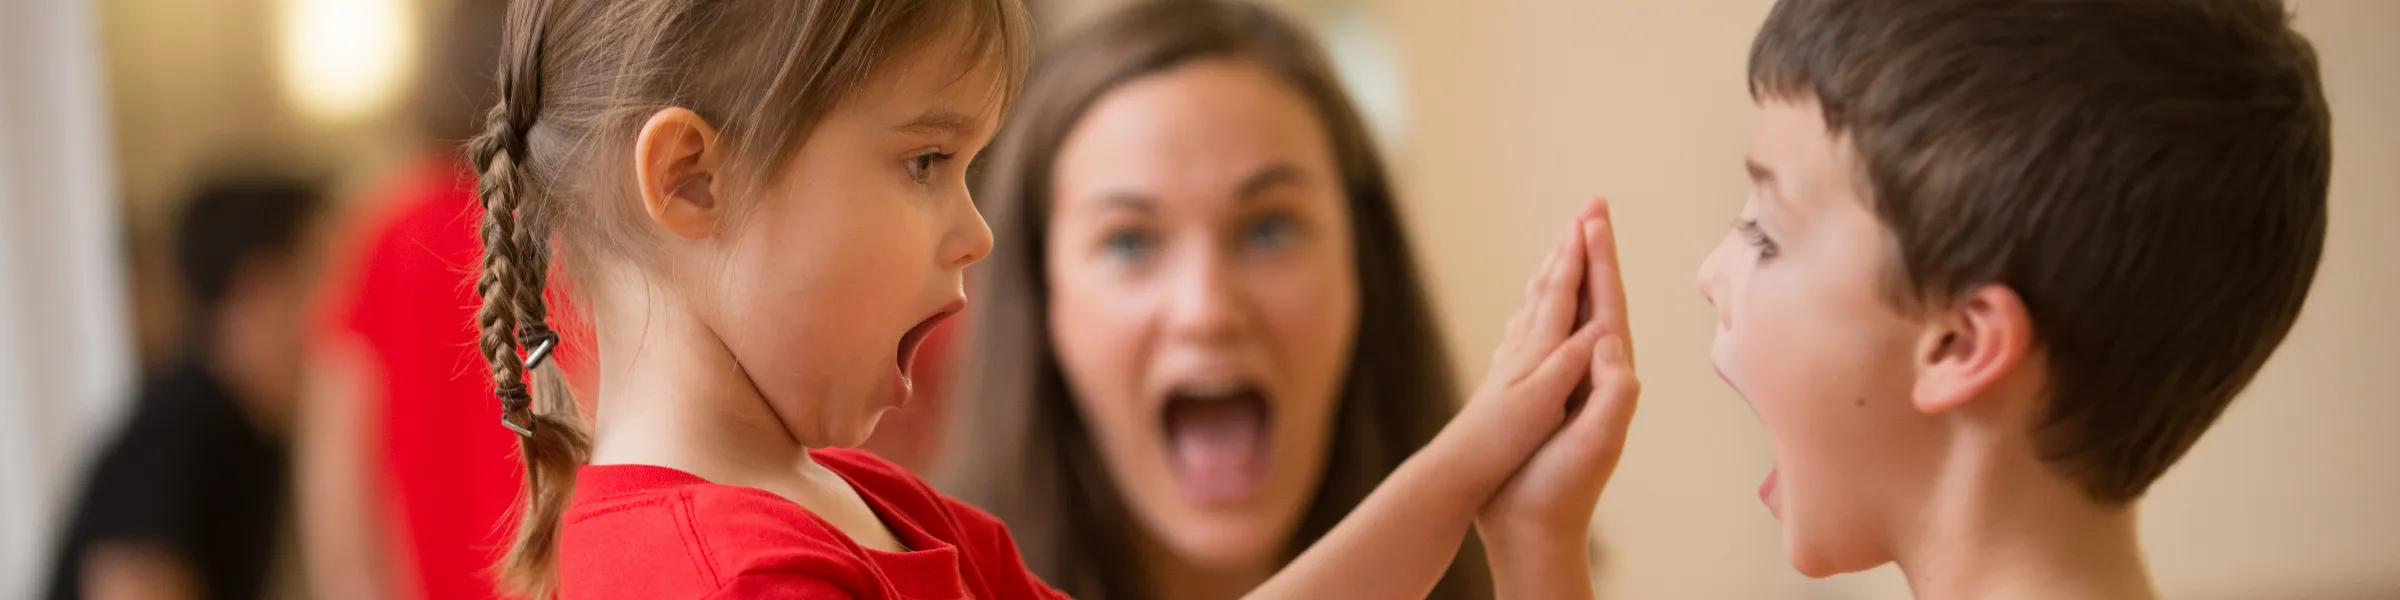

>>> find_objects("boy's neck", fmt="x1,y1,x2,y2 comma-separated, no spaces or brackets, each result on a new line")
1898,430,2160,600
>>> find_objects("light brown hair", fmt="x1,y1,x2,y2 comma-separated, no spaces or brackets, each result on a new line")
938,1,1492,598
1749,0,2331,502
464,1,1029,597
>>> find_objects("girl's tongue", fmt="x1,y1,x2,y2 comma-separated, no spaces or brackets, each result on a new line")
1164,391,1272,504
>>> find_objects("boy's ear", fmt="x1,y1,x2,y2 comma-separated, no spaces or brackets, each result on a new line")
1911,284,2034,415
633,107,726,240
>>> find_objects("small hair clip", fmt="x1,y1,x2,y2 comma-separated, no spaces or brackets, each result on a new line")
519,323,560,371
496,381,536,438
501,408,536,438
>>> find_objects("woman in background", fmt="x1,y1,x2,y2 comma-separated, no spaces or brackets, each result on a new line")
943,2,1492,599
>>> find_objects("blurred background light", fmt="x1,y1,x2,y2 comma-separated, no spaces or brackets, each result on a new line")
279,0,416,124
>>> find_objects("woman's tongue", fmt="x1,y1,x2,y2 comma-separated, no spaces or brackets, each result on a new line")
1165,393,1270,504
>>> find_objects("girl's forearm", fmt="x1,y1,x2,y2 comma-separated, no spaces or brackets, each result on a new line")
1243,425,1502,600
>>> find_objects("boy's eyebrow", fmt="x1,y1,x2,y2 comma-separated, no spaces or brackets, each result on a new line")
1745,157,1788,204
892,109,977,135
1744,157,1776,187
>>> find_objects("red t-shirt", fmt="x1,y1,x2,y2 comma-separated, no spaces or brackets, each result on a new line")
560,449,1067,600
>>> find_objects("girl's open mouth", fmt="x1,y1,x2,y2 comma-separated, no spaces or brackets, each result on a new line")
893,300,965,403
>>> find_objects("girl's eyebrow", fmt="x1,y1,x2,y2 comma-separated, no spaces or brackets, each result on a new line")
892,108,976,135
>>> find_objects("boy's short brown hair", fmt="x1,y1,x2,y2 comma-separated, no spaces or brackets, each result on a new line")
1749,0,2331,503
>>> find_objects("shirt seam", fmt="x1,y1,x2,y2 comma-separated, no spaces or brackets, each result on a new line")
565,496,671,524
676,488,724,589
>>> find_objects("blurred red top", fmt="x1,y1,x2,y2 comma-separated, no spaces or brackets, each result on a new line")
315,157,523,600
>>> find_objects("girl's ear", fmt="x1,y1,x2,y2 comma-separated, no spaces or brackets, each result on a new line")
1910,284,2034,415
632,107,727,240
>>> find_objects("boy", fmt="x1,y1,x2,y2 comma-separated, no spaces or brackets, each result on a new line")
1482,1,2330,598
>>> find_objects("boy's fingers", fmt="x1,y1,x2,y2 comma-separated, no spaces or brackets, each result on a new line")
1558,334,1640,482
1581,199,1635,370
1579,333,1640,441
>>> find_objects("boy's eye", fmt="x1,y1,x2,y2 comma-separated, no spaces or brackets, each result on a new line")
1240,212,1300,252
1737,218,1781,261
906,151,954,185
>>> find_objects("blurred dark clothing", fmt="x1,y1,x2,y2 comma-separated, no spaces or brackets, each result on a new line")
46,361,288,600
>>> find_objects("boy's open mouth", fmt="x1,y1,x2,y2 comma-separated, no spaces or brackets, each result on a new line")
1712,359,1780,515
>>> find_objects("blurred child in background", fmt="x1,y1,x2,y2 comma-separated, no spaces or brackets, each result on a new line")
47,177,323,600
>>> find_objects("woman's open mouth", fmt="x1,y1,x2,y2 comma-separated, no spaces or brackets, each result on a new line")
1159,378,1274,504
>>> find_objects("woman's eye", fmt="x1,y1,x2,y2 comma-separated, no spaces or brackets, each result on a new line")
1102,229,1156,263
1738,218,1781,261
1241,213,1300,251
906,152,953,184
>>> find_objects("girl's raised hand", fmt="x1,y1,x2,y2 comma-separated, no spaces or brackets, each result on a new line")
1477,198,1642,600
1442,204,1612,495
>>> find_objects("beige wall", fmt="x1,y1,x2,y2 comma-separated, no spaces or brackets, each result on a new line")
1375,1,2400,598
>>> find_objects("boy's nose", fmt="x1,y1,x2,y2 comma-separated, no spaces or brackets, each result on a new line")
1697,236,1727,307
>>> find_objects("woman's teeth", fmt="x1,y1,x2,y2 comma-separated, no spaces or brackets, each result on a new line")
1176,379,1255,399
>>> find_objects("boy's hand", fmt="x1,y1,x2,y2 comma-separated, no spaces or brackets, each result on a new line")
1478,199,1641,598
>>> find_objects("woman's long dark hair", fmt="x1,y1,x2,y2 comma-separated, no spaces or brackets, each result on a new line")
937,2,1491,598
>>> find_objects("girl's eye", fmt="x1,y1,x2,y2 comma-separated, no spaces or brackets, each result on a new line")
1738,218,1781,261
1240,212,1300,252
906,151,954,185
1102,229,1156,263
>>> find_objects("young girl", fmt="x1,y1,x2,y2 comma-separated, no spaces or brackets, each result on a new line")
464,1,1638,598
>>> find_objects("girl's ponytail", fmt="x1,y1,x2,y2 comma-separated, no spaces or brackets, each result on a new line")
466,2,589,597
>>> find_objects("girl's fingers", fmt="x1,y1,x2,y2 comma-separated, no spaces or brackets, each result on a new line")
1523,222,1567,302
1530,218,1587,349
1497,218,1583,374
1517,322,1602,402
